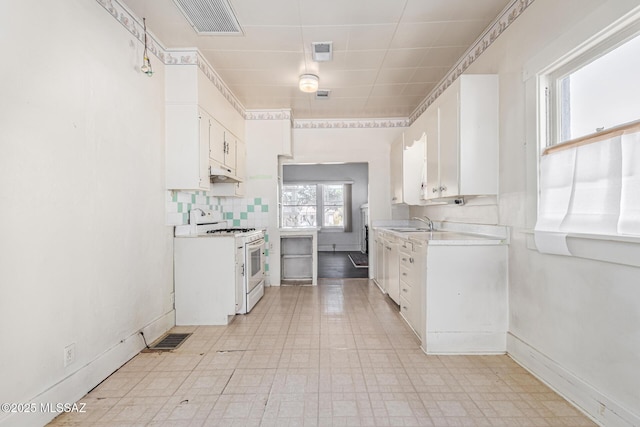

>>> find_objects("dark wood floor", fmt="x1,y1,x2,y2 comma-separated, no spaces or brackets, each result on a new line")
318,251,369,279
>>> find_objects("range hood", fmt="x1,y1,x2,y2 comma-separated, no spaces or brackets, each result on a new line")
210,163,242,183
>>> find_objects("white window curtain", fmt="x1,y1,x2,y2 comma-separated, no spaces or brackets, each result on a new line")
535,127,640,254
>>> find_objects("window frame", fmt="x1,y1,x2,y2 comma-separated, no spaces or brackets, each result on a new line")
540,20,640,149
280,181,350,231
280,183,318,228
319,184,346,230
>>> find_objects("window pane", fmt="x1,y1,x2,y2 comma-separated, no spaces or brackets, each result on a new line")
282,184,316,206
282,206,316,227
558,33,640,143
323,184,343,205
323,207,344,227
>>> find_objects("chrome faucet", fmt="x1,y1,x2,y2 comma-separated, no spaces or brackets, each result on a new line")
411,216,434,231
191,208,205,216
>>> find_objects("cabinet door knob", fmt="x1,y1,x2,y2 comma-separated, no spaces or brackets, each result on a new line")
432,187,438,193
409,258,414,264
440,185,447,192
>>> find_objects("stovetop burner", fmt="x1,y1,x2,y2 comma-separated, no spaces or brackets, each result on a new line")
206,228,256,234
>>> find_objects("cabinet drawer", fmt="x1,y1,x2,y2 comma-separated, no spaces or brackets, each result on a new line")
399,266,412,285
399,279,416,302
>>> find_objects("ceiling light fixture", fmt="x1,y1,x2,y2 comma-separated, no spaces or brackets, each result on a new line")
299,74,319,93
140,18,153,77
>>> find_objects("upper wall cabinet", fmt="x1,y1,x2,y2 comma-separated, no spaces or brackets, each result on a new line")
166,104,210,191
389,131,427,205
165,65,246,191
390,134,404,204
423,74,499,200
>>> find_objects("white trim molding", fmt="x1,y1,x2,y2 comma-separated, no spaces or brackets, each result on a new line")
245,110,293,121
409,0,536,124
293,118,409,129
507,333,639,427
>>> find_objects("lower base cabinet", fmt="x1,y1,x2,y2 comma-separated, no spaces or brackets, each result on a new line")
423,244,508,354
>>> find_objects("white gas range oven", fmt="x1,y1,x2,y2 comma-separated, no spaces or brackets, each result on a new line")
173,210,266,325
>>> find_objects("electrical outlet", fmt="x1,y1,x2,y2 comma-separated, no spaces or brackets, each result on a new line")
64,343,76,367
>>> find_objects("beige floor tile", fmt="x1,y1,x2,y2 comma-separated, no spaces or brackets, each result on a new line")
48,281,597,427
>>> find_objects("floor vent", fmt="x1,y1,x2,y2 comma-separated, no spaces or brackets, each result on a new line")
173,0,243,35
144,333,192,352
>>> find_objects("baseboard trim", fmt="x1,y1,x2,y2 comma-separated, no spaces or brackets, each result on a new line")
507,332,639,427
0,310,175,427
423,331,506,355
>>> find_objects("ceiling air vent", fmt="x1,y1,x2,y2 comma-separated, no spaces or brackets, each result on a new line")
315,90,331,99
312,42,333,62
173,0,243,35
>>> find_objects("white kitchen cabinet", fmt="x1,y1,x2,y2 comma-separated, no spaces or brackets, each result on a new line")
398,239,424,340
165,64,245,191
174,236,238,325
383,234,400,304
424,74,498,200
208,117,226,169
390,134,403,204
166,104,210,191
403,132,426,205
423,244,508,354
389,130,427,205
210,138,246,197
374,231,386,292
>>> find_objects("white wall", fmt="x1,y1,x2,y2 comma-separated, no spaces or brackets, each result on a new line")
410,0,640,424
244,117,292,285
0,2,174,425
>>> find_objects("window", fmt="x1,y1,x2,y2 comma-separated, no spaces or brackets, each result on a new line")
281,183,352,230
322,184,345,228
545,31,640,146
281,184,317,227
535,22,640,251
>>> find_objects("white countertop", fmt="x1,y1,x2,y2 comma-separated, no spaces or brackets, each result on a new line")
373,221,509,246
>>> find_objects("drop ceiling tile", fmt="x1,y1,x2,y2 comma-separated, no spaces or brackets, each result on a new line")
375,68,417,85
419,46,468,68
381,48,430,69
314,50,386,74
400,0,462,22
402,82,437,96
301,26,351,53
344,24,397,50
409,66,450,83
122,0,515,119
369,84,407,97
203,50,305,70
197,26,303,51
221,69,299,86
389,22,447,49
367,95,425,108
322,86,372,98
449,0,513,21
434,20,490,47
321,69,379,87
229,0,301,26
299,0,405,25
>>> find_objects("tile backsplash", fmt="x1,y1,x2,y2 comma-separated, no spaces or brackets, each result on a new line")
166,190,269,229
166,190,272,280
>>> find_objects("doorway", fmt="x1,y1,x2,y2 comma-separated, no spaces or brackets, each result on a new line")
281,163,369,280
